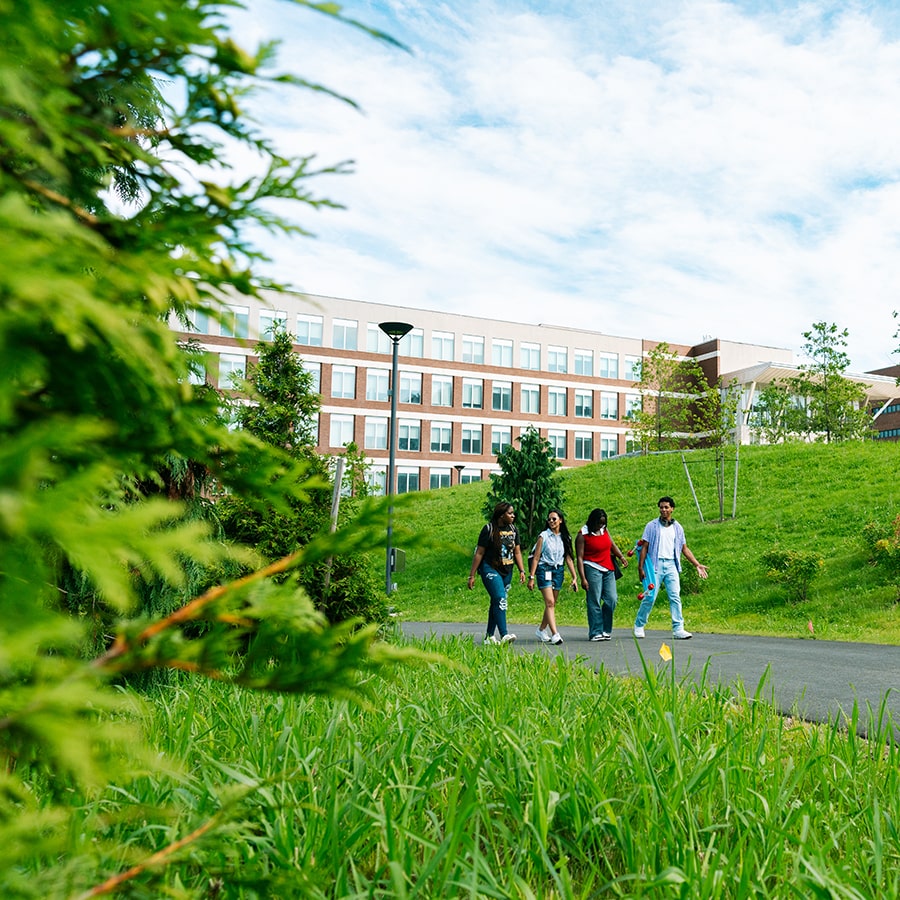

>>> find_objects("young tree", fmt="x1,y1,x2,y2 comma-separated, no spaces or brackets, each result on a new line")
631,342,709,452
484,427,565,550
692,379,741,520
220,328,388,623
749,380,806,444
2,2,407,893
790,322,872,442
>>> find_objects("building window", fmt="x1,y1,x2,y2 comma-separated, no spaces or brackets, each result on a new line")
259,309,286,339
492,382,512,412
188,307,212,334
366,324,392,354
600,434,618,459
398,419,421,452
625,355,641,381
547,430,566,459
625,393,641,419
397,467,420,494
432,375,453,406
625,433,639,454
491,426,512,456
575,389,593,418
521,384,540,414
600,392,618,420
461,425,482,455
221,305,249,339
547,345,568,374
575,432,593,461
430,421,452,453
492,338,513,367
364,416,388,450
366,466,386,496
218,353,245,389
399,372,422,404
460,469,481,484
462,378,483,409
575,349,593,376
329,414,354,448
521,342,540,370
333,318,358,350
331,365,356,399
430,469,451,489
301,360,321,393
432,331,455,361
548,387,567,416
188,361,206,386
599,352,619,379
399,328,424,357
366,369,389,402
462,334,484,365
297,314,323,347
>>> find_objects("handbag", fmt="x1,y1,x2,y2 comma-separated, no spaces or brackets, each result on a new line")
613,557,623,580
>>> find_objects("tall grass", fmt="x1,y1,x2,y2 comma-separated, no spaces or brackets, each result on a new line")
395,442,900,642
54,636,900,898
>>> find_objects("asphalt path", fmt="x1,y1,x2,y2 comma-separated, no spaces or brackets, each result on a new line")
401,621,900,739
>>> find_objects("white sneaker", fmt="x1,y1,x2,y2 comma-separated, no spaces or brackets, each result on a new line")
500,633,517,645
535,627,550,642
590,634,604,641
550,633,564,645
633,626,645,638
601,632,611,641
673,630,693,640
483,635,499,645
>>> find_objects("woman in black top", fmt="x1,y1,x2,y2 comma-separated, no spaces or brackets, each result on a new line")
467,501,526,644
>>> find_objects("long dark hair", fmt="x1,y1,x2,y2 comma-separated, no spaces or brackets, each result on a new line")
547,508,574,560
586,508,608,534
489,501,514,556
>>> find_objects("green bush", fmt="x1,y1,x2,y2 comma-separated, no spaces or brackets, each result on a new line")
862,515,900,601
761,547,824,602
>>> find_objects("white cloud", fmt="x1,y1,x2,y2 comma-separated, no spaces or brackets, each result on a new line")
226,0,900,371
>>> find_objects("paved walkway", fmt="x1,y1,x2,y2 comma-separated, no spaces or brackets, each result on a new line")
401,622,900,739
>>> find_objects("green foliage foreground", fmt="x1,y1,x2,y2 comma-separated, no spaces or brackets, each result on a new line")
13,636,898,898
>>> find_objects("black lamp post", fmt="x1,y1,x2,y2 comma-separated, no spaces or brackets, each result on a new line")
379,321,413,593
454,464,465,484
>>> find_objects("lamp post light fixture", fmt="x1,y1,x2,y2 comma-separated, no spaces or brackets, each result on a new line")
379,321,413,593
454,464,465,485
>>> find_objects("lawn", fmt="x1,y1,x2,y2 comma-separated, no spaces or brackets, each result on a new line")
389,441,900,643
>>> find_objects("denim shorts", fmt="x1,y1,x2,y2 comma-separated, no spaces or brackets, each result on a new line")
536,562,564,590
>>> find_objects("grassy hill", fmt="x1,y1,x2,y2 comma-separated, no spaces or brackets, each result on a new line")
389,441,900,643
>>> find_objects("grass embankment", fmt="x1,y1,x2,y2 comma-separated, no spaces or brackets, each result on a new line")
392,442,900,643
94,638,899,897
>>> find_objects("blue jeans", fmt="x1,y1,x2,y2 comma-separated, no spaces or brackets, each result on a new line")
584,566,617,638
479,562,512,638
634,558,685,633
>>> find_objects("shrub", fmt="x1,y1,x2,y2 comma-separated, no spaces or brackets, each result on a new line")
761,548,824,602
862,515,900,602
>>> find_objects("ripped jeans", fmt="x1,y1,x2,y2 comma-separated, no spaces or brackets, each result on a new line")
479,561,512,638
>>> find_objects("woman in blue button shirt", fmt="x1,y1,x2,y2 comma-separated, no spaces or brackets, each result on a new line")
529,509,578,645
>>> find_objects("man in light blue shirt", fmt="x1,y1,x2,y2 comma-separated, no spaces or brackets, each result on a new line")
634,496,708,640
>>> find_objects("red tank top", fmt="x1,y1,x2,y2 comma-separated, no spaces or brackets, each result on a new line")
582,530,613,570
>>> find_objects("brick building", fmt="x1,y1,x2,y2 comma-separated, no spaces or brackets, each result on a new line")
171,290,900,490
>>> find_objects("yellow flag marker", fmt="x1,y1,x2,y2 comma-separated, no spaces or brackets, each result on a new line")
659,642,672,662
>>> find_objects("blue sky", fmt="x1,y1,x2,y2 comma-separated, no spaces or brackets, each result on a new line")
226,0,900,372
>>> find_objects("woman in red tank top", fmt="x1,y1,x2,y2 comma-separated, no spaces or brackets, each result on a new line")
575,508,628,641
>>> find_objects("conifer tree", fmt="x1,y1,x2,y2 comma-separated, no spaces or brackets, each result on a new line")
485,427,565,549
